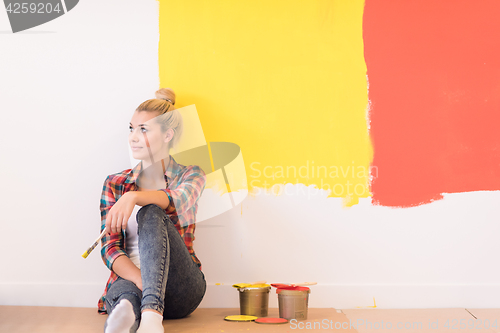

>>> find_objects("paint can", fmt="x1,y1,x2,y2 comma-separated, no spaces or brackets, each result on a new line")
276,286,310,320
237,285,271,317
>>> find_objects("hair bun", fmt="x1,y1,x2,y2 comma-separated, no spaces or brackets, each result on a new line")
155,88,176,105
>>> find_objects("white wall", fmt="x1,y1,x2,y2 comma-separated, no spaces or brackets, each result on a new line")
0,0,160,307
197,190,500,309
1,1,500,310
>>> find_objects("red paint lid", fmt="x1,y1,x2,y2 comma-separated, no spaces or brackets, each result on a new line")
276,286,310,291
271,283,310,293
255,317,288,324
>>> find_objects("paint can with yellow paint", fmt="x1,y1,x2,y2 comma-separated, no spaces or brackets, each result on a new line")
233,283,271,317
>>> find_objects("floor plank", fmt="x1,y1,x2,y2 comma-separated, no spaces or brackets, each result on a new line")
342,308,478,333
464,309,500,333
0,306,350,333
2,306,499,333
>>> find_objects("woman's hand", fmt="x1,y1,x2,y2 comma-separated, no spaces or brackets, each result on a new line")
105,191,137,234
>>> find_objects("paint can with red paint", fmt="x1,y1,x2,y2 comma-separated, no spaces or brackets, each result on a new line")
273,285,311,320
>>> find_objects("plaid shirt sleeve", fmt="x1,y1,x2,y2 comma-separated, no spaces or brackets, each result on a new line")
158,165,206,227
100,175,128,270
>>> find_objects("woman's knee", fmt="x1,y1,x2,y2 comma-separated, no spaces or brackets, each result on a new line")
137,204,166,228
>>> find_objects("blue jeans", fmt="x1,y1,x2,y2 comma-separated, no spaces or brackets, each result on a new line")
104,204,206,332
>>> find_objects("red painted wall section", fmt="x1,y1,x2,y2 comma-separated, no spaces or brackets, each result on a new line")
364,0,500,207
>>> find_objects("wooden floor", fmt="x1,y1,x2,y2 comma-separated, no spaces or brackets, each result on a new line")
1,306,500,333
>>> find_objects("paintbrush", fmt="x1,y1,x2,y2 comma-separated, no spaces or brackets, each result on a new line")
82,229,107,258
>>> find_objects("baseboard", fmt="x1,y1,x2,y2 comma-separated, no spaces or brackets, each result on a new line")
1,283,500,309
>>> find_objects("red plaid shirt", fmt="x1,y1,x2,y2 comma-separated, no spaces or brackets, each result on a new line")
97,156,205,314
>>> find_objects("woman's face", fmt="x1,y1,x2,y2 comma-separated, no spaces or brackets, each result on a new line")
129,110,171,162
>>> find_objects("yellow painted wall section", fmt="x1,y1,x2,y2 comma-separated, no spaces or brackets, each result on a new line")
159,0,372,206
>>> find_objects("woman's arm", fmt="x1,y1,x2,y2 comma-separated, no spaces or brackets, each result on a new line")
100,176,128,270
111,256,142,290
132,190,170,210
157,165,206,219
100,176,145,290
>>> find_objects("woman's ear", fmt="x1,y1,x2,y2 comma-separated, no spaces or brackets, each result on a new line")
164,128,174,144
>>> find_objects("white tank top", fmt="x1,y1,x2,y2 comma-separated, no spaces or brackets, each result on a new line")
125,205,141,269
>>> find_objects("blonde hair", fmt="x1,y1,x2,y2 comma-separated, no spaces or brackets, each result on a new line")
136,88,183,150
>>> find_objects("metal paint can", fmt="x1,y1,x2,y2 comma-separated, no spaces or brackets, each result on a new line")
238,285,271,317
277,287,310,320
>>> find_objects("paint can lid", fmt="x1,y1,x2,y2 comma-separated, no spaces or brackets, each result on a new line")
255,317,288,324
224,315,258,322
271,283,311,293
276,286,310,294
233,283,271,288
271,282,316,288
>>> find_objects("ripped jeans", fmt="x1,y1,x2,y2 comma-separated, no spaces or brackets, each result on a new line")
104,204,206,332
